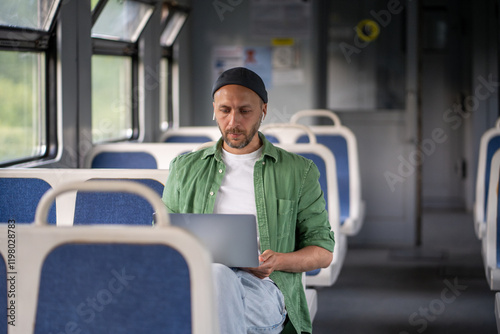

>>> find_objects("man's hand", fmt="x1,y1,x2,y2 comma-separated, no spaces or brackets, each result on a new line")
243,246,333,279
244,250,281,279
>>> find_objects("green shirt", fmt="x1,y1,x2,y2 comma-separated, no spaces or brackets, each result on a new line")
162,132,335,334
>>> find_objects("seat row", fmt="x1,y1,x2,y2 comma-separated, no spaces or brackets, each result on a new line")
0,168,170,226
0,180,218,334
472,118,500,332
479,148,500,334
0,109,364,332
0,169,320,331
0,175,319,332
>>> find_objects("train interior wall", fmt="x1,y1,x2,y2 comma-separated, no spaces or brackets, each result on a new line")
173,0,500,247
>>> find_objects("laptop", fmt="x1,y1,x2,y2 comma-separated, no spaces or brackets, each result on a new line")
168,213,260,268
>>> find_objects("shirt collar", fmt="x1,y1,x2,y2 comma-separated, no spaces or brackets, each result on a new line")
201,131,279,163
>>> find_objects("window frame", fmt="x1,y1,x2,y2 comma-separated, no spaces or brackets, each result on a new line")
0,1,61,167
159,2,189,130
90,0,157,143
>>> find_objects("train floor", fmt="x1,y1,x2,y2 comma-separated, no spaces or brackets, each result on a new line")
312,208,497,334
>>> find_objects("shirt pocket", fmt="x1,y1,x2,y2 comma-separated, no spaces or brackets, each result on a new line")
276,199,296,239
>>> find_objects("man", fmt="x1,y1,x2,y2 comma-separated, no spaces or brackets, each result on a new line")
162,67,335,334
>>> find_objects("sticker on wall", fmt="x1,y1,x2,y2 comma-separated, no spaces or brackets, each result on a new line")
271,38,303,85
212,46,245,80
244,46,272,89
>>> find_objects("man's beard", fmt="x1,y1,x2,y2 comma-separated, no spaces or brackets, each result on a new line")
218,121,260,150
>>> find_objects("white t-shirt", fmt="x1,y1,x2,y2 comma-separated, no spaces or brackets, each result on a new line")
213,147,263,216
214,147,270,276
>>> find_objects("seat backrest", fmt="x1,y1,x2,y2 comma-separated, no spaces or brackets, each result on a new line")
160,126,221,143
290,110,364,236
0,253,6,334
91,151,158,168
0,169,170,226
73,178,164,225
274,142,347,286
0,178,56,224
261,125,338,225
12,180,219,334
475,118,500,239
84,143,204,169
297,135,350,225
34,243,193,334
484,148,500,276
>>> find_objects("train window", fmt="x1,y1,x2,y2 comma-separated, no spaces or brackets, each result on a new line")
0,51,47,164
92,0,154,43
160,6,188,48
91,0,155,143
159,3,189,129
0,0,61,165
91,0,100,12
0,1,59,32
91,55,133,142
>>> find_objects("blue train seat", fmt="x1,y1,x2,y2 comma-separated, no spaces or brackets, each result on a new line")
0,169,170,226
73,178,164,225
0,178,56,224
84,143,204,169
482,148,500,290
290,110,365,236
14,180,218,334
91,151,157,168
275,142,347,288
262,123,346,286
35,243,193,333
474,118,500,239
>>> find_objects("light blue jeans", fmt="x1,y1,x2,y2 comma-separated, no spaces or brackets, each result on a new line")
212,263,287,334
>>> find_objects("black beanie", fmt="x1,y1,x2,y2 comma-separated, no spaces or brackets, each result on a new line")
211,67,268,103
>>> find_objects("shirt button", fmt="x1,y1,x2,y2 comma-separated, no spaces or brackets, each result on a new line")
219,169,222,173
210,191,214,196
262,161,265,165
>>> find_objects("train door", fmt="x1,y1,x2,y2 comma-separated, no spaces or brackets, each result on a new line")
420,1,470,209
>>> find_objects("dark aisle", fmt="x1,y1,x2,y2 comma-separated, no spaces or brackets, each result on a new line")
312,209,497,334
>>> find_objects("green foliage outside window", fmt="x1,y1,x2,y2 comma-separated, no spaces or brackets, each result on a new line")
0,51,46,164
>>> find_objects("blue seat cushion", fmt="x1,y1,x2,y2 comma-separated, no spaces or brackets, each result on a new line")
74,179,164,225
298,134,350,225
0,178,56,224
164,135,213,143
297,153,328,212
34,243,191,334
306,269,321,276
263,134,279,144
91,152,157,169
485,136,500,222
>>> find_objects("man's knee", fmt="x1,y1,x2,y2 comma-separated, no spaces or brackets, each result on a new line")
212,263,234,279
212,264,242,294
212,264,247,307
